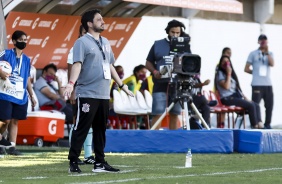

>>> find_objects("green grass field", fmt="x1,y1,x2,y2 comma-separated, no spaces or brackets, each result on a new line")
1,146,282,184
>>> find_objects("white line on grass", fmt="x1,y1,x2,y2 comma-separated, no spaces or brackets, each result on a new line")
67,167,282,184
68,170,136,177
22,176,48,180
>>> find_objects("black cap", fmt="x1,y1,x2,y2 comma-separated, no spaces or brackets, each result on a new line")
258,34,267,40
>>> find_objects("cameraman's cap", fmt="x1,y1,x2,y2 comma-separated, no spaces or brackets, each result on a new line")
258,34,267,41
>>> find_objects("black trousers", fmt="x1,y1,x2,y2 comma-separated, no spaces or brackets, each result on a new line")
68,98,109,163
221,96,261,126
252,86,273,126
192,95,210,127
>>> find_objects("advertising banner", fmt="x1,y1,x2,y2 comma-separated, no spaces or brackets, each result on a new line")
5,12,141,68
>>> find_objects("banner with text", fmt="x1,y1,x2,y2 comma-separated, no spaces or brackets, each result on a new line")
5,12,141,68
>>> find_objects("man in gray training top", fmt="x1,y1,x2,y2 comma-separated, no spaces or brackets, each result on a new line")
244,34,274,129
64,9,133,173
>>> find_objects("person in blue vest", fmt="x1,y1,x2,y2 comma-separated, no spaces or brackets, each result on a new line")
145,20,190,130
0,30,36,155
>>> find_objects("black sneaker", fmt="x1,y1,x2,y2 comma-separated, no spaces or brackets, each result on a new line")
69,161,82,173
0,147,6,155
0,138,15,148
7,147,22,155
77,158,85,165
83,156,95,164
92,161,120,173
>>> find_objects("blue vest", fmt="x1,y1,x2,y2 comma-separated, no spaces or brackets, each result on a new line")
153,38,171,83
0,49,30,105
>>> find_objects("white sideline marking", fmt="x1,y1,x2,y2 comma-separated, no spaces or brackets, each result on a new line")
68,167,282,184
68,170,136,177
69,173,96,177
22,176,48,180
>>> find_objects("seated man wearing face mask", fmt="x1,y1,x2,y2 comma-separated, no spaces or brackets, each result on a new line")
122,65,147,94
33,64,73,124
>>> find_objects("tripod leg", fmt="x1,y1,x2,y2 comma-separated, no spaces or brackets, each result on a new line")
190,102,210,130
183,101,190,130
150,103,175,130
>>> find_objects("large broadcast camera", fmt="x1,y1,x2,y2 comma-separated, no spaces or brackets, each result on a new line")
170,37,201,77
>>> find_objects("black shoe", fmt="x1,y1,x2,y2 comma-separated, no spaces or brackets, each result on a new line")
7,147,22,155
83,156,95,164
69,161,82,173
0,147,6,155
77,158,85,165
264,124,272,129
93,161,120,173
0,138,15,148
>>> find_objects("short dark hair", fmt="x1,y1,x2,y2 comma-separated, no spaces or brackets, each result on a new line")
12,30,27,41
222,47,231,55
42,63,57,74
81,9,102,32
133,64,146,76
165,19,185,34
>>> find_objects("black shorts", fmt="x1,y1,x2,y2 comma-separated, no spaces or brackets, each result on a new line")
0,99,28,120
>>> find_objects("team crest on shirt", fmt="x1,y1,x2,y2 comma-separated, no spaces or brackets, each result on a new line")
82,103,90,113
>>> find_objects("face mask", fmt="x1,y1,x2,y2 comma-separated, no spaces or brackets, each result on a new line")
45,75,54,83
14,41,26,50
138,74,146,81
118,72,124,79
223,61,230,68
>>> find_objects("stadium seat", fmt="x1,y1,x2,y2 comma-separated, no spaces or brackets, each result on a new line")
144,90,152,109
136,91,152,113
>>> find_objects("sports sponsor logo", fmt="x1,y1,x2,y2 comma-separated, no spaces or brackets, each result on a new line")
82,103,90,113
51,19,59,30
48,120,57,135
12,16,20,28
32,18,40,29
19,19,33,27
41,36,49,48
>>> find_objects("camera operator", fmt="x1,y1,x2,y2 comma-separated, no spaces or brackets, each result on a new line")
145,20,190,130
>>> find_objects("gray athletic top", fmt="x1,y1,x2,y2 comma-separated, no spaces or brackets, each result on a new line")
73,33,115,99
247,49,273,86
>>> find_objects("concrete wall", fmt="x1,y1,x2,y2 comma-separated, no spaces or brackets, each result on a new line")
146,0,282,24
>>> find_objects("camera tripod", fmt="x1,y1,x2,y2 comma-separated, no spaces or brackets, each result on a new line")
150,78,210,130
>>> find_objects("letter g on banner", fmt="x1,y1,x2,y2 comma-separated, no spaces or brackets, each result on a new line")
48,120,57,135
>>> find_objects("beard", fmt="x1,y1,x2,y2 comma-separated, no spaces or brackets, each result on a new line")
93,25,104,33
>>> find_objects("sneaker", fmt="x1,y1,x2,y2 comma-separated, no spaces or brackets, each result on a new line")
83,156,95,164
69,161,82,173
92,161,120,173
7,147,22,155
264,124,272,129
0,138,15,148
77,158,85,165
258,122,264,129
0,147,6,155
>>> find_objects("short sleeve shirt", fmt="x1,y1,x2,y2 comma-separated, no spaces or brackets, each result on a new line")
33,77,57,107
73,33,115,99
247,49,273,86
216,71,237,98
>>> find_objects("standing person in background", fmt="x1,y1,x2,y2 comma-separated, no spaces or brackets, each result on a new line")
244,34,274,129
67,25,95,165
145,19,188,130
64,9,133,173
0,30,36,155
123,64,147,94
